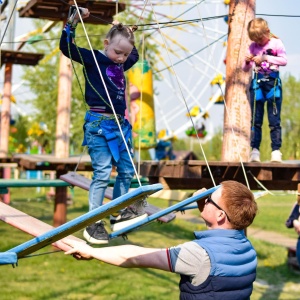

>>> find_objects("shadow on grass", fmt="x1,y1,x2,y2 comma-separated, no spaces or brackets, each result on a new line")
256,262,300,300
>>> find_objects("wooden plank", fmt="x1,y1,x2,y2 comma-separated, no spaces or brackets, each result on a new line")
0,201,82,253
18,0,125,24
138,160,300,190
0,252,18,265
0,179,70,188
2,184,163,258
0,163,18,168
149,189,192,201
60,172,176,223
109,185,220,239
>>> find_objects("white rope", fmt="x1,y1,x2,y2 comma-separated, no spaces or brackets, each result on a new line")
148,0,216,186
247,171,275,196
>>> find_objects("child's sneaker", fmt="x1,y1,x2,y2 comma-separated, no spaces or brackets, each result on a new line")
271,150,282,162
83,220,109,244
110,199,148,231
249,148,260,162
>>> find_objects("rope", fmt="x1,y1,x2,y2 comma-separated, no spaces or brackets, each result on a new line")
0,0,18,46
247,170,274,196
22,249,63,259
148,0,217,186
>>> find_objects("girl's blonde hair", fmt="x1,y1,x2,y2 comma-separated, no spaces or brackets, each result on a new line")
247,18,278,42
106,23,137,46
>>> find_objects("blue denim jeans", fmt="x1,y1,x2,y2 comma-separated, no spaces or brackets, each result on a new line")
83,114,135,211
297,238,300,266
250,78,282,151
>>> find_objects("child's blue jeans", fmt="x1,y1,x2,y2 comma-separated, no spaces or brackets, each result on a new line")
83,113,135,211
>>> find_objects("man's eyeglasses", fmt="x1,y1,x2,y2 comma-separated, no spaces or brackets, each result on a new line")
205,195,231,222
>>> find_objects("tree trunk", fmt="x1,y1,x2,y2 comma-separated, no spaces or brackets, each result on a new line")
222,0,255,162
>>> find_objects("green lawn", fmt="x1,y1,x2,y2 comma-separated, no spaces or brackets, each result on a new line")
0,187,300,299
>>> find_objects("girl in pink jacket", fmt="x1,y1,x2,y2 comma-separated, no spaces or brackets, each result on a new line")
243,18,287,163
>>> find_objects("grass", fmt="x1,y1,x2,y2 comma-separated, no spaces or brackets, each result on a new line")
1,187,300,299
251,191,298,237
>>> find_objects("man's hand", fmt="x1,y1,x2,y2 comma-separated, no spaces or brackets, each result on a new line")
194,188,207,212
63,239,94,260
112,20,120,26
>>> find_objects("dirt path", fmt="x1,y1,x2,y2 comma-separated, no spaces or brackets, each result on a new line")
247,227,296,248
176,209,297,248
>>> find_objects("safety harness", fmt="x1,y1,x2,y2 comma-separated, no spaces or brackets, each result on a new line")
251,71,281,135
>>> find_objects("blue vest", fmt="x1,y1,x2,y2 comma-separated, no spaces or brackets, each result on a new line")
179,229,257,300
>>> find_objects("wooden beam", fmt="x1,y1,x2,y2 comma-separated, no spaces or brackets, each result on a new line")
18,0,126,24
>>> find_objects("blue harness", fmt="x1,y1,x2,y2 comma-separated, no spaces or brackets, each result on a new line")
82,111,132,162
251,72,281,101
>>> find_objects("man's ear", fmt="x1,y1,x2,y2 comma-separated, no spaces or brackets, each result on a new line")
104,39,109,48
216,210,226,223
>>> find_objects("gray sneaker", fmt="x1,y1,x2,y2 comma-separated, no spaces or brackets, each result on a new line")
110,199,148,231
83,220,109,244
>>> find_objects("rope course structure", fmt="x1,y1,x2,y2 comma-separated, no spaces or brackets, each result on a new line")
0,0,300,270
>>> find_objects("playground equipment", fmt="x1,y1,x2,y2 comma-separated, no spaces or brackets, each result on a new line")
0,184,163,261
0,186,218,266
128,61,156,149
60,172,176,223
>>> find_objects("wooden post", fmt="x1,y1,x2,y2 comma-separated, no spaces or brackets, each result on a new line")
53,23,72,225
55,51,72,159
222,0,255,161
53,168,67,227
0,63,13,204
0,63,12,158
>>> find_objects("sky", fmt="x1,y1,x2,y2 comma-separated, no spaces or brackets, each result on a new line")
1,0,300,137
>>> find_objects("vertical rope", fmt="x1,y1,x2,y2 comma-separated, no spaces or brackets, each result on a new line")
149,0,216,186
115,0,118,16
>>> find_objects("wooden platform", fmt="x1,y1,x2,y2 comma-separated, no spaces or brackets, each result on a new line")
138,160,300,190
9,155,300,190
18,0,126,24
12,154,93,172
1,50,44,67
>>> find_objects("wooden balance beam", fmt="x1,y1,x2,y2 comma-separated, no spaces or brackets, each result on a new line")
0,179,70,194
109,185,220,239
1,183,163,261
60,172,176,223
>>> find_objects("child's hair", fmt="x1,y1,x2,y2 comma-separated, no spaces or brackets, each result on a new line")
106,23,137,46
247,18,279,41
247,18,270,41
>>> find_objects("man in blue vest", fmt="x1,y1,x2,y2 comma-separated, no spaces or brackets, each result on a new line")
64,180,258,300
